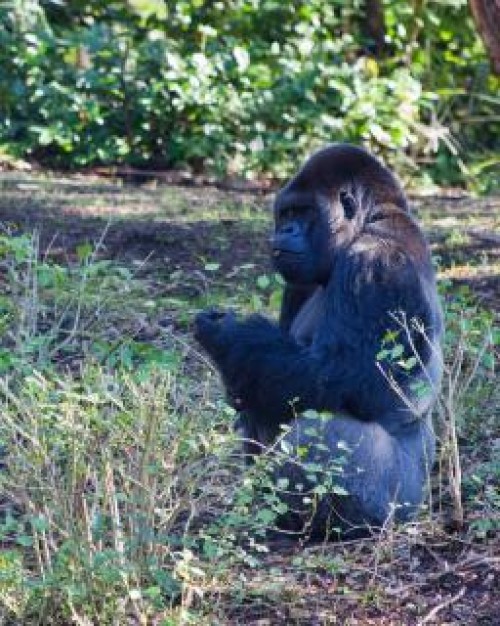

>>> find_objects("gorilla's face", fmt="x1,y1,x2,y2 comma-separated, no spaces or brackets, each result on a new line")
271,188,358,285
271,143,410,288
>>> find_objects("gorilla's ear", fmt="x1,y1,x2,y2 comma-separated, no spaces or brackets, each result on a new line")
339,190,357,220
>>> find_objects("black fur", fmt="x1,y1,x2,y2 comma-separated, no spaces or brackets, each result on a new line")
195,144,443,539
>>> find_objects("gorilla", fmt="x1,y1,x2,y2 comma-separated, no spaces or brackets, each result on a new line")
194,144,443,539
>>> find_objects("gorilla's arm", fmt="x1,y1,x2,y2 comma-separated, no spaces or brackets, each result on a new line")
195,311,319,421
195,244,437,426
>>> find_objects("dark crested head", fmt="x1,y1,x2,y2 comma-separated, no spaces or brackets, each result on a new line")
271,144,409,286
285,144,408,212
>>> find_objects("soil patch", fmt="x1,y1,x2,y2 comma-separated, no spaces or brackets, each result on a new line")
0,176,498,311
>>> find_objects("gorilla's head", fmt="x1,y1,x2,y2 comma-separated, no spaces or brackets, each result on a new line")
271,144,408,285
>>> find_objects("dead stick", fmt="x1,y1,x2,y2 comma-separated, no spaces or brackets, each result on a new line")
419,586,466,625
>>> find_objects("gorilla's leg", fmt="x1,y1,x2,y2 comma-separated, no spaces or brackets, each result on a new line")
234,412,263,461
272,414,435,539
234,411,284,464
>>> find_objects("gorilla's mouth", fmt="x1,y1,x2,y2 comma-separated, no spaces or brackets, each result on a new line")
272,250,306,271
273,251,308,280
272,248,304,258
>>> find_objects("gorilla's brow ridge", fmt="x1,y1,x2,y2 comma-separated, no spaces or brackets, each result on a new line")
275,191,317,212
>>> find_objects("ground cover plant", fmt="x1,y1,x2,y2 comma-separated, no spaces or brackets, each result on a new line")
0,174,498,624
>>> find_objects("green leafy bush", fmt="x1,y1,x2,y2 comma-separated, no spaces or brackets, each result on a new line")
0,1,498,187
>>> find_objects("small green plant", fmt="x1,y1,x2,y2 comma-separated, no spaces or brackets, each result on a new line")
217,410,351,543
0,365,240,622
0,229,178,376
435,284,498,529
373,294,498,532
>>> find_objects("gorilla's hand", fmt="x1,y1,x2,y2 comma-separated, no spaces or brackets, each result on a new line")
194,308,236,356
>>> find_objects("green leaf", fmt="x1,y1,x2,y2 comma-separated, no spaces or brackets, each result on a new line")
256,274,270,290
233,46,250,72
332,485,349,496
16,535,33,547
399,356,418,370
256,508,277,524
76,242,93,263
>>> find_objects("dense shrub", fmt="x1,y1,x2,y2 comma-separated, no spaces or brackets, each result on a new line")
0,0,498,187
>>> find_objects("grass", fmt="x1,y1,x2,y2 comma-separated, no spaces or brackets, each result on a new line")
0,178,498,624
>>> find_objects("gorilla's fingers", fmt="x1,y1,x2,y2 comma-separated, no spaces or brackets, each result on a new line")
194,308,237,353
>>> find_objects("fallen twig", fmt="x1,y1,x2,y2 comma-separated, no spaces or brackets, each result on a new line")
419,586,466,624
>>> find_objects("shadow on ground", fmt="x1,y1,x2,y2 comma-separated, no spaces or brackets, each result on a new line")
0,177,498,311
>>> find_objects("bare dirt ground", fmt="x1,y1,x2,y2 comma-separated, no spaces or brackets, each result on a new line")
0,173,498,625
0,174,498,311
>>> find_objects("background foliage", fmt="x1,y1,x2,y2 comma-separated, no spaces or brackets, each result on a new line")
0,0,499,187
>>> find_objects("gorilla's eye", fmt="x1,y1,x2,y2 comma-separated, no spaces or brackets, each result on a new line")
339,191,357,220
280,207,297,221
369,211,386,224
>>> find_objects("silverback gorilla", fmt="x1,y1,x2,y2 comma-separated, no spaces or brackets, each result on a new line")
195,144,443,539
